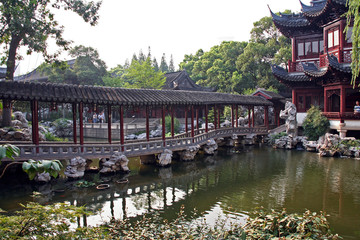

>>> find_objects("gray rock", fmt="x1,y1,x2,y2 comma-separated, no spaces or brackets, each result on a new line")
203,138,218,155
157,149,172,166
64,156,87,178
35,172,51,183
100,153,130,173
178,145,200,161
13,111,28,128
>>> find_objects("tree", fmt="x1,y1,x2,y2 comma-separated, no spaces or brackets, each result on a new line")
102,64,131,87
138,49,146,63
159,53,168,73
169,54,175,72
345,0,360,86
70,45,106,85
39,45,107,85
126,59,165,89
303,106,330,141
0,0,101,81
152,57,159,72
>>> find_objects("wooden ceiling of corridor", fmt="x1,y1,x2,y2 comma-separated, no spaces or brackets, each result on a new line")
0,81,272,106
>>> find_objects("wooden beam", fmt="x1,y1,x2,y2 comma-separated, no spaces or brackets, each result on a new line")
235,105,238,127
162,106,166,146
214,105,217,130
185,106,188,133
205,105,208,133
31,100,39,148
171,106,174,138
120,105,124,151
231,104,234,128
265,106,269,130
248,106,251,128
107,104,112,144
79,102,84,147
191,105,195,142
146,106,150,141
252,106,255,127
72,103,77,144
196,107,199,130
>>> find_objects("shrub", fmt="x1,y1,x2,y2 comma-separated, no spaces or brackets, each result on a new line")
164,115,180,134
303,106,329,141
45,132,67,141
269,132,287,144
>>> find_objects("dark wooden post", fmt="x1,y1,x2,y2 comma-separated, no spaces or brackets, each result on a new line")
72,103,77,144
162,105,166,146
205,105,209,133
107,105,112,144
120,105,124,151
31,100,39,147
231,104,234,128
185,106,188,133
217,106,221,128
235,105,239,127
79,102,84,147
324,88,328,112
191,105,195,142
264,106,269,129
248,106,251,128
252,106,255,127
196,107,199,131
2,100,12,127
171,106,174,138
340,86,346,113
146,105,150,141
214,105,217,130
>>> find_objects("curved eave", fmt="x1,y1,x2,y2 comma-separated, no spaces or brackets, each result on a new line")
300,0,328,18
301,62,329,78
327,54,352,74
271,64,315,87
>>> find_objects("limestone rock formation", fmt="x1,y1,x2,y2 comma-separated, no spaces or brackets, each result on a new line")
203,138,218,155
280,101,297,137
64,156,87,178
100,153,130,173
157,149,172,166
178,145,200,161
34,172,51,183
13,111,29,128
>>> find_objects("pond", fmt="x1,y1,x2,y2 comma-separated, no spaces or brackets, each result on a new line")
1,145,360,239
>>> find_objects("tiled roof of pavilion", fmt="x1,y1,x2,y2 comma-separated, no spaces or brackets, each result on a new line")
269,0,347,37
0,81,272,106
272,54,352,86
164,70,213,92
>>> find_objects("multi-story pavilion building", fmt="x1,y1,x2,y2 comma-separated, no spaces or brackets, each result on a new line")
270,0,359,137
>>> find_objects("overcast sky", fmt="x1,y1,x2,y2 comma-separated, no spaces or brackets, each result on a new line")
15,0,312,75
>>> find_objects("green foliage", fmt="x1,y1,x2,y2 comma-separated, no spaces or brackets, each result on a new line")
44,132,66,142
22,159,63,180
303,106,330,141
125,59,166,89
0,144,20,164
269,132,287,144
345,0,360,86
244,208,340,239
40,45,107,86
160,53,169,73
0,0,101,80
340,139,360,148
0,202,88,239
164,115,180,134
75,180,95,188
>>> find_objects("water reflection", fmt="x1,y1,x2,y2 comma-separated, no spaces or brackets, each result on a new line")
1,146,360,239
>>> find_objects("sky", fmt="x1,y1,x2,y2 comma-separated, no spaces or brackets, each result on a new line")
14,0,312,76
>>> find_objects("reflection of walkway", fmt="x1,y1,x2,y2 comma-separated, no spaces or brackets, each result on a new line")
15,127,268,160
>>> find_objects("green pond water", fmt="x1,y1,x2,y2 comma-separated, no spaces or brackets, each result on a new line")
1,145,360,239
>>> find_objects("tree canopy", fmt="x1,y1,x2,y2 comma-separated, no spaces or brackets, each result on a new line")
345,0,360,86
39,45,106,85
179,13,291,94
0,0,102,80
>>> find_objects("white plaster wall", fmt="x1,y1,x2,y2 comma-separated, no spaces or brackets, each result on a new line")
296,113,307,126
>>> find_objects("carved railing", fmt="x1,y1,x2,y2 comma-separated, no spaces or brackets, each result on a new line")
11,127,268,160
322,112,360,120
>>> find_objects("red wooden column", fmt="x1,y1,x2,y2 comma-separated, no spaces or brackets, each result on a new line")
340,86,346,113
214,105,217,130
72,103,77,144
107,105,112,144
231,105,235,128
191,105,195,142
252,106,255,127
171,106,175,138
79,102,84,147
264,106,269,129
324,88,328,112
185,106,188,133
205,105,209,133
31,100,39,147
196,107,199,131
146,106,150,141
162,105,166,146
119,105,125,151
235,105,239,127
217,106,221,129
248,106,251,127
292,89,297,105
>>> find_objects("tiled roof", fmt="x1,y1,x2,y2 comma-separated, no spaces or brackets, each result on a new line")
301,62,328,78
300,0,327,18
252,89,285,100
327,54,352,74
164,70,213,92
0,81,272,106
271,65,311,83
